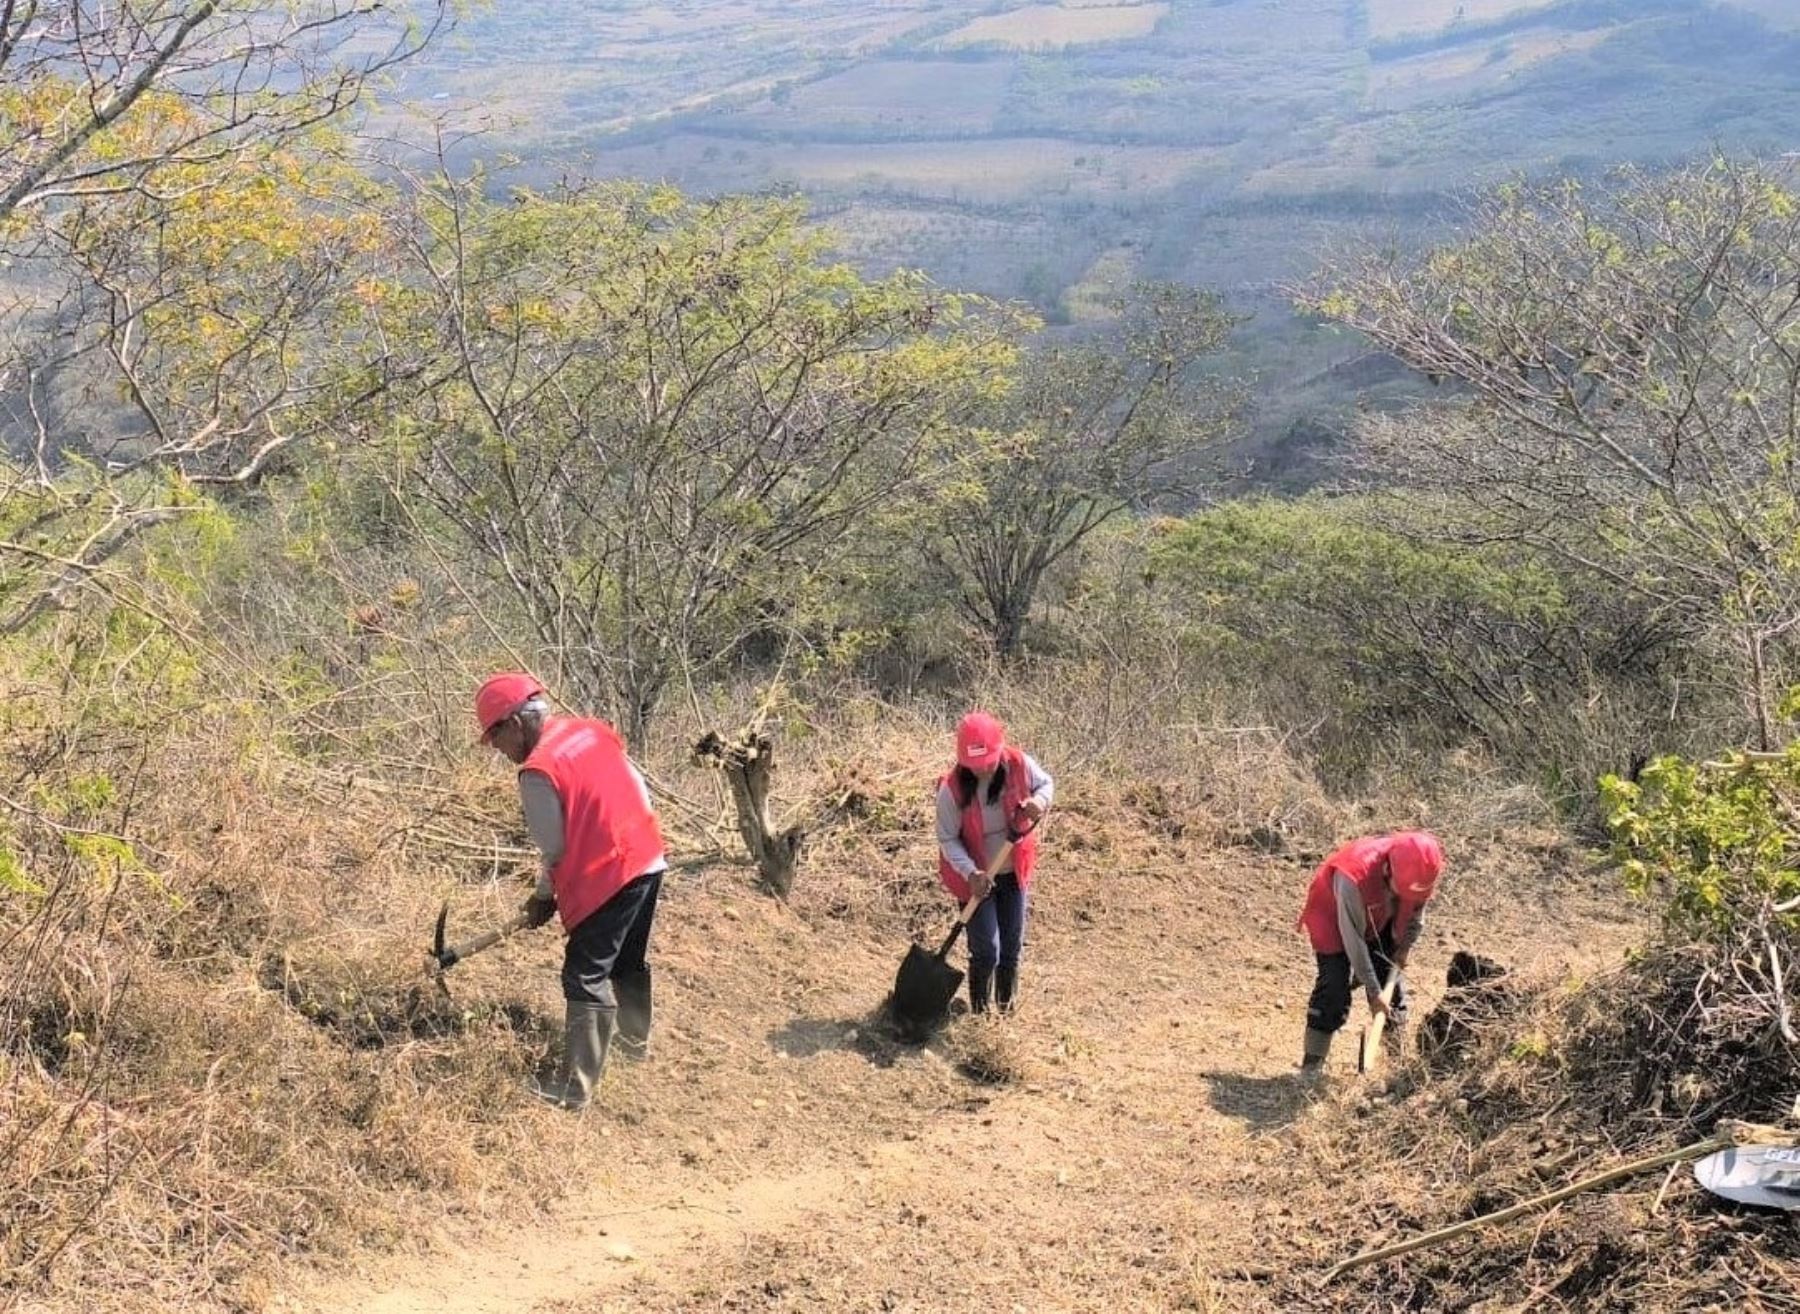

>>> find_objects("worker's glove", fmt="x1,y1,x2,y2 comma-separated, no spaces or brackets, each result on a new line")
522,894,557,929
968,869,994,902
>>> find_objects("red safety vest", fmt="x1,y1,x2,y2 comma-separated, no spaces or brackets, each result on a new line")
936,746,1039,901
522,717,665,934
1297,835,1421,955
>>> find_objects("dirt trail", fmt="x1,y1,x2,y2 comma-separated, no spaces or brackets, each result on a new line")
286,830,1646,1314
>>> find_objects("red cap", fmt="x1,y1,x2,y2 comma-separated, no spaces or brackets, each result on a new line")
475,672,544,740
1389,831,1445,902
956,711,1006,772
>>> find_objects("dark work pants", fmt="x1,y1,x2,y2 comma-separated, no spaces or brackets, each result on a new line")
966,873,1028,973
1307,923,1406,1036
561,869,662,1011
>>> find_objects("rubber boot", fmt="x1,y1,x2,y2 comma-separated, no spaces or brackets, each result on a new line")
1298,1027,1333,1085
615,968,652,1062
995,965,1018,1015
968,964,994,1015
529,1001,616,1111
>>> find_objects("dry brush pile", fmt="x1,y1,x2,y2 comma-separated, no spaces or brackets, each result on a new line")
1262,909,1800,1310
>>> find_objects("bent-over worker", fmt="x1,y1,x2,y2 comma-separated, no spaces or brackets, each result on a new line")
476,672,668,1110
936,711,1053,1014
1295,830,1444,1074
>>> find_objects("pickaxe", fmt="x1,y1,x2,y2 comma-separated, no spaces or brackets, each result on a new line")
429,902,531,975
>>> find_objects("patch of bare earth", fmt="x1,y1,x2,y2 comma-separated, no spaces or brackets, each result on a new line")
283,797,1645,1314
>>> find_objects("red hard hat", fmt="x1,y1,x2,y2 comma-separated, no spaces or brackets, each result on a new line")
1389,831,1445,903
475,672,543,739
956,711,1006,772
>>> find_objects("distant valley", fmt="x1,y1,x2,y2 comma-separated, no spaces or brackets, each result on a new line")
391,0,1800,474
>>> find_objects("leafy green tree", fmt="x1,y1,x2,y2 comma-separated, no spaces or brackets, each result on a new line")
0,2,441,632
1303,158,1800,748
0,2,440,227
0,137,390,632
925,283,1240,658
359,179,1017,745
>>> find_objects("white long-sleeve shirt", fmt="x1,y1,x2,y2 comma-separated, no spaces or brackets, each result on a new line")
935,754,1054,878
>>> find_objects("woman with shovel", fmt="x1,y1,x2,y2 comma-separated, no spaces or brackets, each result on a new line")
936,711,1054,1014
1296,830,1443,1077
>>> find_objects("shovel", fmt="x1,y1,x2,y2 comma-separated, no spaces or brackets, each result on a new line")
889,816,1035,1038
428,901,531,975
1357,967,1405,1074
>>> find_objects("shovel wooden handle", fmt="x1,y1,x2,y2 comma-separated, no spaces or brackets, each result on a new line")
1358,969,1404,1074
932,810,1044,958
934,813,1041,959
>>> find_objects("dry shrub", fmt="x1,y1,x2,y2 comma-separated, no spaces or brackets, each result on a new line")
0,679,601,1313
1264,925,1800,1312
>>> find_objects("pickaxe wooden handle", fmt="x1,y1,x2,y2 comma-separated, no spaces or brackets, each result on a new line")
1358,969,1405,1074
431,903,532,974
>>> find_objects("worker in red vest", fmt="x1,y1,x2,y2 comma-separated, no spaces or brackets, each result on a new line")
1295,830,1444,1075
936,711,1053,1014
476,673,669,1110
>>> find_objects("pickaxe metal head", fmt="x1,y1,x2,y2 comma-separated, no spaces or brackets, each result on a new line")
431,902,461,972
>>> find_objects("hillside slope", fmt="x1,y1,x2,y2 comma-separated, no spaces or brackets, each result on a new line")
282,774,1644,1313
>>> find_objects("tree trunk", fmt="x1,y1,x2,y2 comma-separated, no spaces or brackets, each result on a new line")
617,663,667,756
993,595,1028,661
692,728,804,898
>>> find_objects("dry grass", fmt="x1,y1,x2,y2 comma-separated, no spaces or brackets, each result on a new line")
0,683,585,1312
945,1014,1037,1085
940,3,1169,50
1255,929,1800,1312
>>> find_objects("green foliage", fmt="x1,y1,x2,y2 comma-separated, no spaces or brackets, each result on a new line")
1154,497,1562,720
353,179,1020,742
0,847,44,899
1603,732,1800,936
1150,495,1685,801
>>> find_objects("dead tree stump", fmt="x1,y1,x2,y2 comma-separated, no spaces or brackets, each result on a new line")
693,729,805,898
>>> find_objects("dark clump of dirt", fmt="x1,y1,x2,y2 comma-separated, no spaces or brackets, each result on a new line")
1417,949,1514,1070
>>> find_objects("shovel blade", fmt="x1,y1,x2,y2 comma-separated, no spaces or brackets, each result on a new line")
890,944,963,1039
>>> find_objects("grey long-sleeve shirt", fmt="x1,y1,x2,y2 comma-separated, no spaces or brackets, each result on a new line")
935,754,1054,878
519,761,666,900
1333,870,1424,998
